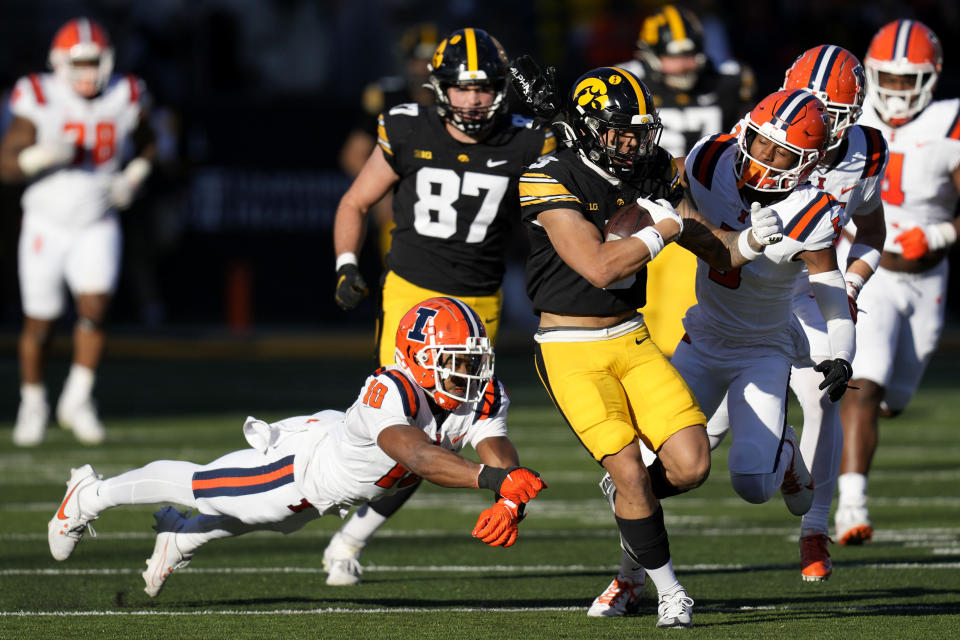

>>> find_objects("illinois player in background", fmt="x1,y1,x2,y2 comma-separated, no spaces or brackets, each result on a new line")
677,90,854,535
338,23,438,262
46,297,546,598
835,20,960,547
1,18,155,447
328,27,555,585
517,66,780,627
616,4,755,356
708,46,888,582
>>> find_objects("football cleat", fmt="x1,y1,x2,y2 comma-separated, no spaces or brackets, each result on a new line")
780,426,814,516
835,503,873,546
56,395,105,445
323,532,364,586
587,572,646,617
656,588,694,629
143,506,194,597
48,464,100,561
800,533,832,582
13,396,49,447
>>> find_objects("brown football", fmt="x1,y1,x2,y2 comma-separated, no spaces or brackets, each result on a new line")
603,201,655,241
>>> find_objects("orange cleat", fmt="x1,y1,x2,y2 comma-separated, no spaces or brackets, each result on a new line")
800,534,832,582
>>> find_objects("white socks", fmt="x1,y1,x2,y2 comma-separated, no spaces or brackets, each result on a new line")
837,472,868,506
61,364,95,405
338,504,388,548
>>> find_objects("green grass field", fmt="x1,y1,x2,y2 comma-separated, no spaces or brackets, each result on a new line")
1,346,958,639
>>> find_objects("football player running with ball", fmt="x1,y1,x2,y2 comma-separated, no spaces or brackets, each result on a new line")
2,18,156,447
835,20,960,547
514,64,781,628
47,297,546,598
326,27,556,586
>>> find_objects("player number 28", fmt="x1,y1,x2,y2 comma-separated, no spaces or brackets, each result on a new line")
413,168,509,242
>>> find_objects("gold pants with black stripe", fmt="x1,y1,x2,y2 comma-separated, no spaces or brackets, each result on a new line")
534,323,705,461
377,270,502,366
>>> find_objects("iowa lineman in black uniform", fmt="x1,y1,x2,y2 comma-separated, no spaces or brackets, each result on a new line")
328,27,555,586
518,66,781,627
618,4,755,355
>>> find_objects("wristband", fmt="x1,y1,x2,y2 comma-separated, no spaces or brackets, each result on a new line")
335,252,358,271
844,271,865,300
847,243,881,273
738,228,763,260
632,227,665,260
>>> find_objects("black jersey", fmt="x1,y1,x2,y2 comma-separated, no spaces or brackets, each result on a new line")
378,104,556,296
618,59,754,158
519,146,683,316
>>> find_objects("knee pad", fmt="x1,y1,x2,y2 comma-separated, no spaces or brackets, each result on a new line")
730,472,778,504
76,315,104,332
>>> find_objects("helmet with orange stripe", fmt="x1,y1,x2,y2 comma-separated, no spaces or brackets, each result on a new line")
394,297,494,411
428,28,509,136
864,20,942,126
783,45,865,151
736,89,829,194
636,4,707,91
48,17,114,99
566,66,663,181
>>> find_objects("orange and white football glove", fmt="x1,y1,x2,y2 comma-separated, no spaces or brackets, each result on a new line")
472,498,521,547
476,465,546,503
894,222,957,260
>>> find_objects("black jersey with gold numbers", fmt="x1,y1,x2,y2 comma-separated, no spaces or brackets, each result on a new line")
519,146,682,316
378,104,556,296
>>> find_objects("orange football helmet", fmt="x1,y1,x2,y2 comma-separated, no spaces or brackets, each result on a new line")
394,297,494,411
49,18,114,98
736,89,829,193
865,20,942,125
783,45,865,150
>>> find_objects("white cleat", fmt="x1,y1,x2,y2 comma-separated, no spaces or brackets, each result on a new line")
13,397,49,447
57,396,105,445
780,425,813,516
47,465,100,561
587,572,646,617
657,587,694,629
835,502,873,546
143,506,194,597
322,532,364,586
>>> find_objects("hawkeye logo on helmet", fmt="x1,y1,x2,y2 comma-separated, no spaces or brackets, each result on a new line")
431,38,448,71
574,77,610,111
407,307,438,343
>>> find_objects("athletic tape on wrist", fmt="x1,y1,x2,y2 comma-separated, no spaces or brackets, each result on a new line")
335,252,358,271
847,243,881,273
738,229,763,260
632,227,665,260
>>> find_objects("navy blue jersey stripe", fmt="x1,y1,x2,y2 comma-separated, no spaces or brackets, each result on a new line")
692,134,735,191
380,370,420,419
193,455,294,482
193,473,295,498
784,193,832,242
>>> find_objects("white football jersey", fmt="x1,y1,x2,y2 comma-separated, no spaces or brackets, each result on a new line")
793,124,888,299
298,365,509,511
685,133,842,341
857,97,960,253
9,72,148,227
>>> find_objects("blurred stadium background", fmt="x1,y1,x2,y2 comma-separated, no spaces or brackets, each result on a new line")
0,0,958,387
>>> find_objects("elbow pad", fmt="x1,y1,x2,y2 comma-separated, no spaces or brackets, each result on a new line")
808,269,855,363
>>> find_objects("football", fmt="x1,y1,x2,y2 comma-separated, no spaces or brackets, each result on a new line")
603,201,655,241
